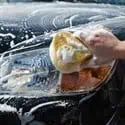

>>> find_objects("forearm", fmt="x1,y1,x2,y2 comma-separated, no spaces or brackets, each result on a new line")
115,41,125,60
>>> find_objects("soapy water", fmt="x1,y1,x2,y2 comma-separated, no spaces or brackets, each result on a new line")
0,48,59,96
0,25,115,96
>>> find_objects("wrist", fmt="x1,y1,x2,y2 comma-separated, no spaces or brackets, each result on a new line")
115,41,125,60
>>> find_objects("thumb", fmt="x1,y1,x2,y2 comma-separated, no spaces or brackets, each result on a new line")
73,31,86,42
80,56,98,69
80,56,111,70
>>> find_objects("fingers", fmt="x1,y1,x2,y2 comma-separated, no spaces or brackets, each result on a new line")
94,29,110,36
81,56,112,69
79,32,94,47
89,37,101,46
94,57,113,66
86,35,104,49
81,56,99,69
79,30,103,45
73,31,85,42
74,28,113,49
79,32,86,42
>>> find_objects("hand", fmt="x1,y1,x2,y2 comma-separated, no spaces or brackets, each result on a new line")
75,28,121,68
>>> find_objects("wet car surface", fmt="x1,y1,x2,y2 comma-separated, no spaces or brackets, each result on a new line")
0,1,125,125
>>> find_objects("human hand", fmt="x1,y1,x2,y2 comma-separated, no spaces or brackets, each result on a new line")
74,28,121,68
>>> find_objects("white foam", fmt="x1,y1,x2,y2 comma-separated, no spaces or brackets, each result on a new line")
19,101,61,125
65,14,79,28
57,45,74,63
0,27,4,30
0,104,17,112
0,33,16,39
10,40,15,48
32,35,36,38
52,15,60,28
25,34,29,39
57,101,68,107
67,37,88,51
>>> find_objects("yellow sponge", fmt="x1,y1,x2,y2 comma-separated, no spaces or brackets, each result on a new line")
49,32,92,73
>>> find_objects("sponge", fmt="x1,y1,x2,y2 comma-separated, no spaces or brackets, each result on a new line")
49,31,92,73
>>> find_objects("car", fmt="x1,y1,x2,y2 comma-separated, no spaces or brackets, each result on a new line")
0,1,125,125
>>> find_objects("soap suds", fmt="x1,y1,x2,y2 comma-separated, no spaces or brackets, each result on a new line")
10,40,15,48
57,45,74,63
0,104,17,112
